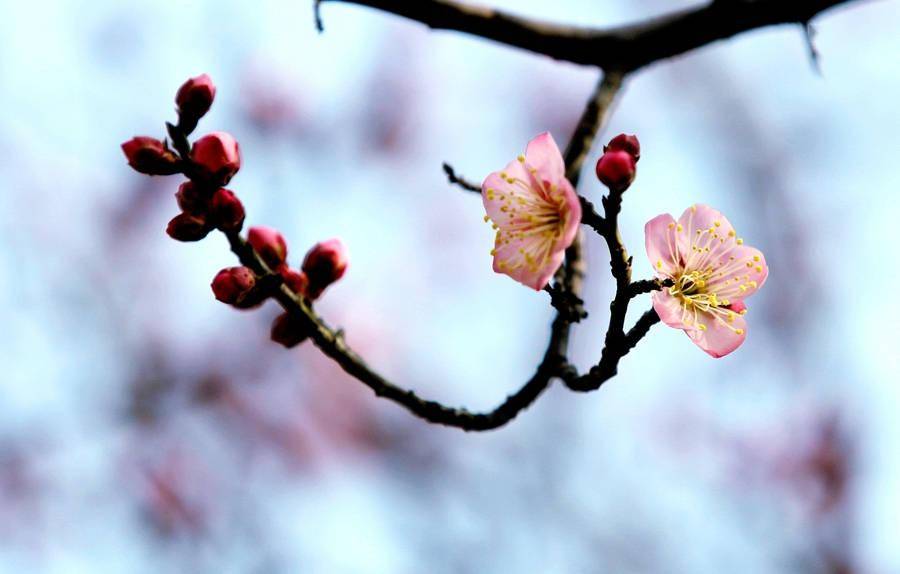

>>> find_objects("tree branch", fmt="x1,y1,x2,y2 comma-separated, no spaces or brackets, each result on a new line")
319,0,864,71
212,73,624,431
131,0,872,431
561,182,662,392
442,162,481,193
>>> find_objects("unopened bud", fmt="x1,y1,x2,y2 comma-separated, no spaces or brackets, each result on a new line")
247,226,288,269
605,133,640,162
211,266,256,306
176,74,216,126
175,181,210,215
209,188,245,232
302,238,348,300
166,212,212,242
121,137,181,176
595,150,636,192
270,312,309,348
280,268,309,296
191,132,241,185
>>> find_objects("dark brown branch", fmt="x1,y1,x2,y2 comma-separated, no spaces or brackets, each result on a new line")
543,283,587,323
622,309,661,352
229,228,561,431
211,74,624,431
563,72,623,184
145,0,870,430
320,0,863,71
628,278,672,298
562,182,661,392
442,162,481,193
579,196,606,236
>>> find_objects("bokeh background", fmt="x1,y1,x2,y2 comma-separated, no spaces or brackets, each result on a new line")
0,0,898,572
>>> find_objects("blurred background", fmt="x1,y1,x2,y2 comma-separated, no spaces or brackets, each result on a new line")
0,0,897,572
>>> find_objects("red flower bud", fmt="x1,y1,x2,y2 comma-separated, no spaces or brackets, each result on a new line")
176,74,216,123
248,226,288,269
209,188,245,232
595,150,636,192
166,212,212,242
121,137,180,176
302,238,348,300
605,133,640,162
280,268,309,296
191,132,241,185
270,312,309,349
175,181,211,215
211,266,256,305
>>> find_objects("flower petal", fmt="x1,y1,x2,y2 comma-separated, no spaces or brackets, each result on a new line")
645,213,680,277
677,204,735,238
675,204,736,265
686,310,747,358
481,159,537,224
652,290,690,330
553,178,581,253
492,234,563,291
706,244,768,302
524,132,565,185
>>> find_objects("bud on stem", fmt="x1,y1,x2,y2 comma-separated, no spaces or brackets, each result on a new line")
121,137,181,176
302,238,348,300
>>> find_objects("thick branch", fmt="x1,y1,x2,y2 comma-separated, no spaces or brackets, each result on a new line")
320,0,864,71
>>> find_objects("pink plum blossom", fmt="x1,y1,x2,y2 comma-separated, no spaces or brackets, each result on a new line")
645,204,768,358
481,132,581,290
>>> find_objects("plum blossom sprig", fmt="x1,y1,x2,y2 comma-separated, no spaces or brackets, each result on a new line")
121,72,630,431
122,67,768,430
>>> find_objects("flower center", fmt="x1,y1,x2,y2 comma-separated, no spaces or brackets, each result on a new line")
669,269,722,312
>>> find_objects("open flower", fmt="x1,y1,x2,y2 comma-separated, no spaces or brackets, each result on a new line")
481,132,581,290
645,204,768,357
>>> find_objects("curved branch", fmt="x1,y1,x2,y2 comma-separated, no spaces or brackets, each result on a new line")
135,0,871,431
229,230,560,431
319,0,865,71
218,73,624,431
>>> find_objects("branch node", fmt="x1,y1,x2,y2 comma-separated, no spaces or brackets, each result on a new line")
543,283,588,322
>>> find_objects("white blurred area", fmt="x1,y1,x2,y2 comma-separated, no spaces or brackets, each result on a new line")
0,0,897,572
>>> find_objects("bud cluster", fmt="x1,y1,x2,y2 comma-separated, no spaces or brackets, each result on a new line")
122,74,349,350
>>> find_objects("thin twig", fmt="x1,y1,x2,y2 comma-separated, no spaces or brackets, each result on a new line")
561,182,662,392
442,162,481,193
628,278,672,298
